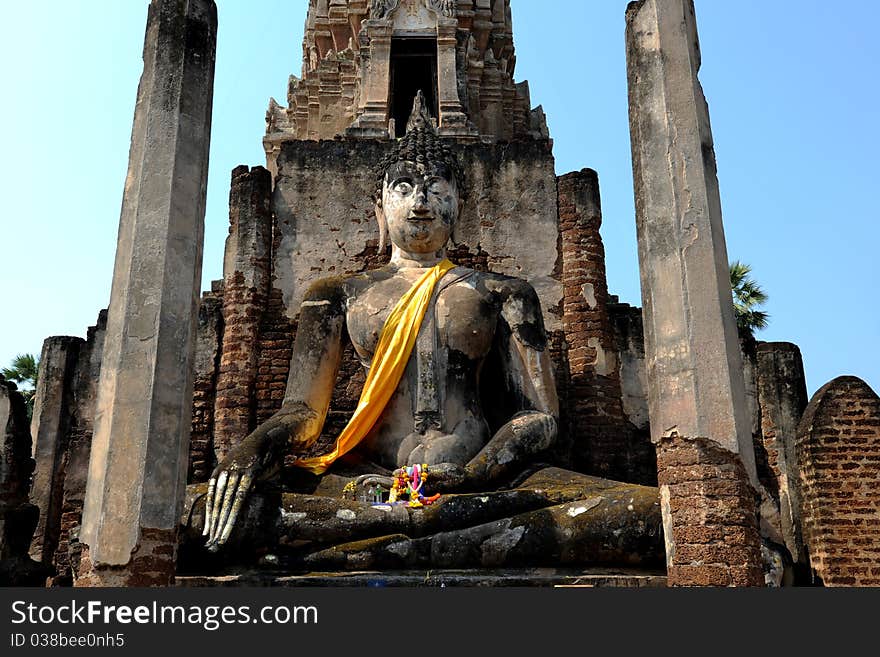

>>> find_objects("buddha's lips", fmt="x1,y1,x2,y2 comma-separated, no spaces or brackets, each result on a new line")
407,215,435,222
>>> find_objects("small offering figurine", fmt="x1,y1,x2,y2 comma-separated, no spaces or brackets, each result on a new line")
387,464,440,508
341,466,439,507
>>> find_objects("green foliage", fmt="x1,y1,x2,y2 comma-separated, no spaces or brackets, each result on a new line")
729,261,769,337
2,353,39,421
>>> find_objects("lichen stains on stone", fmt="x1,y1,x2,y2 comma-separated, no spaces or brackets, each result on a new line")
566,498,601,518
280,510,307,524
480,525,526,564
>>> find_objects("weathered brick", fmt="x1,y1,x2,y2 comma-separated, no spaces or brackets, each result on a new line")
796,377,880,586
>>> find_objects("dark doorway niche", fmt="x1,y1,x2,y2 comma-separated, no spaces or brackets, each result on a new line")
390,38,438,137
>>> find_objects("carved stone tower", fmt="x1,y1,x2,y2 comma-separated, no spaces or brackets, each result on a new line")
264,0,547,171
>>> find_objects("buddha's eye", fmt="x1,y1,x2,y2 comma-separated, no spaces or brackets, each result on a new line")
392,180,413,195
426,178,447,196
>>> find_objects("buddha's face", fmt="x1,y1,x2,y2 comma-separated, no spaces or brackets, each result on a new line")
379,161,459,255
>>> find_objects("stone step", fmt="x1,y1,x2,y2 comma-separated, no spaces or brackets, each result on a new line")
176,567,666,588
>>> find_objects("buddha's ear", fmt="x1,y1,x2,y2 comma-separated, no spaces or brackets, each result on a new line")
374,199,388,254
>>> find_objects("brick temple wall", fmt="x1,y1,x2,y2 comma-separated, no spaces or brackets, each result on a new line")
796,376,880,586
254,286,295,428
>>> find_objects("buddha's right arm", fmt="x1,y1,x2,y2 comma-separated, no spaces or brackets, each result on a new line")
204,277,346,548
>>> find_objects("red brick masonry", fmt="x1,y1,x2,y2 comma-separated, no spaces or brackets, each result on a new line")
796,376,880,586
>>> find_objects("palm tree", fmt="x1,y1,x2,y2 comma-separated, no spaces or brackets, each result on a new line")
729,261,769,337
2,353,39,420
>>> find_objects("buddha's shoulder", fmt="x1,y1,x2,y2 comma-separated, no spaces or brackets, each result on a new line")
472,270,541,302
303,266,539,302
301,266,399,303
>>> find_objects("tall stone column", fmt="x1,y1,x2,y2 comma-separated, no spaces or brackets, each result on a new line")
188,294,223,484
436,18,476,137
756,342,809,570
626,0,763,586
54,312,108,586
347,20,393,138
558,170,629,481
479,62,503,139
0,376,45,585
28,336,82,566
213,165,273,462
78,0,217,587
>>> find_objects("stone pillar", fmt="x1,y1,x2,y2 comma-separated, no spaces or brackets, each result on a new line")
213,166,273,462
796,377,880,586
0,376,45,585
608,303,650,423
347,20,393,138
0,378,34,554
54,311,108,586
558,170,629,480
479,60,503,139
626,0,762,586
436,18,476,137
28,336,82,566
188,292,223,484
78,0,217,587
756,342,809,569
740,337,784,550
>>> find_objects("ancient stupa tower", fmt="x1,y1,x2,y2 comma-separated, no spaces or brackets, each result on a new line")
264,0,547,168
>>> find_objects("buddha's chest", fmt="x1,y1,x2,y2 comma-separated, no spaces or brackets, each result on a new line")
346,274,498,365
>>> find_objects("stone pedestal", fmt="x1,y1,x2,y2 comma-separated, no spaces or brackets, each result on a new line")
78,0,217,587
626,0,762,586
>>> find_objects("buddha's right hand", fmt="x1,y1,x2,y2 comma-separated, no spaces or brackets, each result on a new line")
203,427,286,551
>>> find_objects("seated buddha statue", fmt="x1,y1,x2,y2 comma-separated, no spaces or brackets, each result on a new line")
184,100,663,572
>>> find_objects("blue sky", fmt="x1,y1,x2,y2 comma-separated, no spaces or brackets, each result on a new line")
1,0,877,397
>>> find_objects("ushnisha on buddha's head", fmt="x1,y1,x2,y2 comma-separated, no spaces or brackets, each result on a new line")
373,101,464,260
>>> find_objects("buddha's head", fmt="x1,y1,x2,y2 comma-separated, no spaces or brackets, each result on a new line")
374,97,463,258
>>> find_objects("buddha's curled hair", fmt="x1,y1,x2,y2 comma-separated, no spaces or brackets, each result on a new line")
373,93,465,200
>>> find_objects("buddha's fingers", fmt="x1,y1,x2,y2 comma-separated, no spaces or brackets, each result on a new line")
207,471,228,540
217,472,253,546
212,472,241,543
355,473,394,489
203,477,216,536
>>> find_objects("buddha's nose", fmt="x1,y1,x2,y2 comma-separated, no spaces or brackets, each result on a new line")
413,187,430,212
